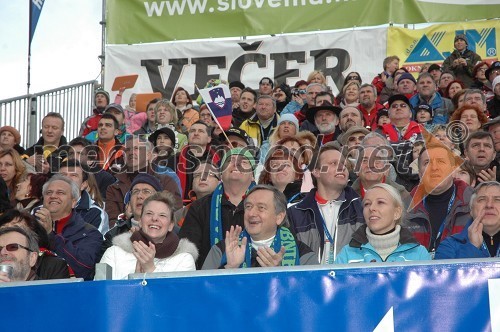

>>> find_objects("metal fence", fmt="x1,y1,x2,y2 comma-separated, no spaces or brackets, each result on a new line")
0,80,98,148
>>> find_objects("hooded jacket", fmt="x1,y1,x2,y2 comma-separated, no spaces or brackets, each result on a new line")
99,232,198,280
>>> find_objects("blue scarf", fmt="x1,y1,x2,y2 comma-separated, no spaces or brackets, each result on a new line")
209,182,255,246
220,227,300,268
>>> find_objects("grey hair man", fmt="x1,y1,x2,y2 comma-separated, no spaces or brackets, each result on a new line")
0,227,39,282
35,174,103,280
202,185,316,269
435,181,500,259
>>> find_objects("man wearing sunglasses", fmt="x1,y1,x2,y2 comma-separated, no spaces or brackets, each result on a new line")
0,227,39,282
377,95,422,144
180,148,256,268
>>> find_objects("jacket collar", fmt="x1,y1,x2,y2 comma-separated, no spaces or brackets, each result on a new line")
75,190,92,211
349,224,420,248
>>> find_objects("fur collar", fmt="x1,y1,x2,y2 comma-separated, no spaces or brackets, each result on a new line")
112,232,199,261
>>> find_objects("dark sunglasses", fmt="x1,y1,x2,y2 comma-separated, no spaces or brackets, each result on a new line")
346,76,360,81
0,243,33,252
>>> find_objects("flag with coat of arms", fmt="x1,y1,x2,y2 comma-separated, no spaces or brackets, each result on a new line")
198,84,233,131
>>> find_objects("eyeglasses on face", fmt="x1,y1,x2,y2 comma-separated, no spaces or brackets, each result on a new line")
131,188,155,196
348,135,366,142
0,243,33,252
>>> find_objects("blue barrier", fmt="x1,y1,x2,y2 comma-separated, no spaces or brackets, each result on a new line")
1,259,499,332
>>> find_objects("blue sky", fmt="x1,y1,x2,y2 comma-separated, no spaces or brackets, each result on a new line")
0,0,102,99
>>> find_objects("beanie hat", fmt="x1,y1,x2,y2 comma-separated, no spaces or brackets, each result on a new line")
148,127,176,147
124,173,163,205
454,34,468,45
104,103,124,114
376,109,389,122
388,94,411,108
492,76,500,91
221,148,256,170
95,89,110,104
428,64,441,73
0,126,21,145
486,61,500,80
229,81,245,90
416,104,433,116
397,73,417,85
259,77,274,88
131,174,163,192
279,83,292,100
277,114,299,132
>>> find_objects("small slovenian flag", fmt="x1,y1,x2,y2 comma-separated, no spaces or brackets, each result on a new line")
198,84,233,131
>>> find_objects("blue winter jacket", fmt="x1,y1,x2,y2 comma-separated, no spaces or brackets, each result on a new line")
434,220,495,259
409,92,453,125
335,225,431,263
47,212,103,280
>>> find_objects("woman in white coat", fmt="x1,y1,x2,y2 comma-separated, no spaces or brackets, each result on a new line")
100,192,198,279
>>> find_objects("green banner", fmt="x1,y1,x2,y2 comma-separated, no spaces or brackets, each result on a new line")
106,0,500,44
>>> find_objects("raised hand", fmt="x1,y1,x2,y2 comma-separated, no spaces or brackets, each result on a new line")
468,210,485,249
224,225,247,269
478,166,497,183
35,207,54,234
256,246,286,267
133,240,156,273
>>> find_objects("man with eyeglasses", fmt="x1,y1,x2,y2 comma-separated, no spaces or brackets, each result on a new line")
180,148,256,268
464,89,488,114
105,136,182,227
35,175,103,280
377,95,422,144
102,173,162,254
0,227,39,282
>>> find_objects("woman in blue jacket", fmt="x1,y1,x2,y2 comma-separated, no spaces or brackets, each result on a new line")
336,183,431,263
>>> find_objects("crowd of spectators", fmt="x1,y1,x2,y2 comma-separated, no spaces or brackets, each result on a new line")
1,34,500,282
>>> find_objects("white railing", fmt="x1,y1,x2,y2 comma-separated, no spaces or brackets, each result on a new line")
0,80,98,147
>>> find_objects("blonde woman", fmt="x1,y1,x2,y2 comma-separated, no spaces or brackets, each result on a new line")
336,183,430,263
